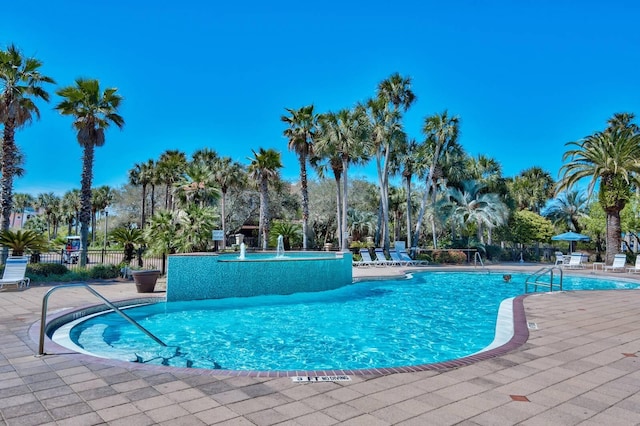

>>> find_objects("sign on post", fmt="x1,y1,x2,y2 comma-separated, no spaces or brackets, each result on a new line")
212,230,224,241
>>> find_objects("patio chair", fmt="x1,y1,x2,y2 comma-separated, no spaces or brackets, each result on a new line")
373,248,394,267
604,254,627,272
0,256,31,291
389,250,410,266
353,248,374,267
563,252,585,269
626,255,640,273
554,251,566,266
399,249,428,266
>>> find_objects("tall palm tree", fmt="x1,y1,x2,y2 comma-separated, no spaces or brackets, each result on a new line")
128,160,155,228
212,156,246,250
366,97,403,251
0,44,54,261
11,193,34,228
55,78,124,266
557,113,640,263
282,105,317,250
413,111,461,250
248,148,283,250
374,73,416,251
315,106,370,251
91,185,114,242
60,189,81,235
35,192,59,239
156,150,187,211
396,138,420,249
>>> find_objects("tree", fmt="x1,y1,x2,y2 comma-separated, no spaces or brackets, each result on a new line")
315,106,370,251
557,113,640,263
212,157,246,250
247,148,283,250
128,160,155,228
0,44,54,261
0,229,48,256
509,166,554,213
156,150,187,211
34,192,60,239
544,190,589,232
413,111,461,250
373,73,416,251
55,78,124,266
110,226,144,265
174,163,219,208
91,185,114,242
12,193,34,228
510,210,554,245
282,105,317,249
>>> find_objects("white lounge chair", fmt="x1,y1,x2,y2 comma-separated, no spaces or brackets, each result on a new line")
399,249,428,266
0,256,31,291
353,248,374,267
564,252,585,269
627,255,640,273
604,254,627,272
554,251,566,266
389,250,410,266
373,248,394,267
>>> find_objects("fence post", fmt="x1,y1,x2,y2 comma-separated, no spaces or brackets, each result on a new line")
161,253,166,275
101,248,105,264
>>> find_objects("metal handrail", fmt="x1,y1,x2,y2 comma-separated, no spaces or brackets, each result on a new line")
473,252,489,273
525,266,563,293
39,283,166,355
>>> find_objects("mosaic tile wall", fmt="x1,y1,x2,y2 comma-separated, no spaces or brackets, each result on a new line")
166,252,353,301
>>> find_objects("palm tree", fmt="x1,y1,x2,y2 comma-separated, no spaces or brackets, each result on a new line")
212,156,246,250
282,105,317,250
91,185,114,242
557,113,640,263
413,111,461,251
173,163,220,208
34,192,59,239
110,226,144,265
509,167,554,213
315,107,370,251
61,189,81,235
0,44,54,261
445,180,509,245
248,148,283,250
544,190,589,232
156,150,187,210
128,160,155,228
12,193,34,228
55,78,124,266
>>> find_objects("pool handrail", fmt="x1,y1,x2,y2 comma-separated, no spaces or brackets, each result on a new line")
525,266,563,293
38,283,167,356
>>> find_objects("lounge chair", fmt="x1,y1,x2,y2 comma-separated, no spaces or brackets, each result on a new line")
353,248,374,267
389,250,410,266
604,254,627,272
0,256,31,291
563,252,585,269
373,248,394,267
627,255,640,273
554,251,566,266
399,249,428,266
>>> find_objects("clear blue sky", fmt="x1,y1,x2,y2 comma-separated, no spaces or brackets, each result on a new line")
3,0,639,196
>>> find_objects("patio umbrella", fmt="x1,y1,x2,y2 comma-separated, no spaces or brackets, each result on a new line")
551,231,590,252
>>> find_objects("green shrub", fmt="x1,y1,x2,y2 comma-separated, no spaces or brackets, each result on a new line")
431,250,467,264
26,263,69,277
89,264,120,279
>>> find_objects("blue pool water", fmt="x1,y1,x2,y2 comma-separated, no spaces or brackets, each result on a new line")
54,272,639,371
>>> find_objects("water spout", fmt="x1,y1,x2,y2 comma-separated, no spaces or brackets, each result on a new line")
239,243,246,260
276,235,285,258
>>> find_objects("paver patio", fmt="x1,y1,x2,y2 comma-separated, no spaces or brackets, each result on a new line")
1,263,639,425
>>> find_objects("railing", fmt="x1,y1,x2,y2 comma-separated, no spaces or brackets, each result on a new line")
525,266,563,293
38,283,167,356
473,252,490,274
17,250,167,274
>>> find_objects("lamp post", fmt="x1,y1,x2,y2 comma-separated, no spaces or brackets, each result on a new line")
103,210,109,248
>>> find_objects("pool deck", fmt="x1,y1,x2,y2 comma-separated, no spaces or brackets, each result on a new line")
1,263,640,425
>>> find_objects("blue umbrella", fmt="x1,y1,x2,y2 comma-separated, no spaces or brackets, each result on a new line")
551,231,590,252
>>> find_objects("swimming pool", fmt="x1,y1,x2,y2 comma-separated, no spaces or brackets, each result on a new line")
51,271,639,372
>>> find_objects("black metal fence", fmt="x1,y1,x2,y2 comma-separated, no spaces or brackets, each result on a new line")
26,250,167,274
